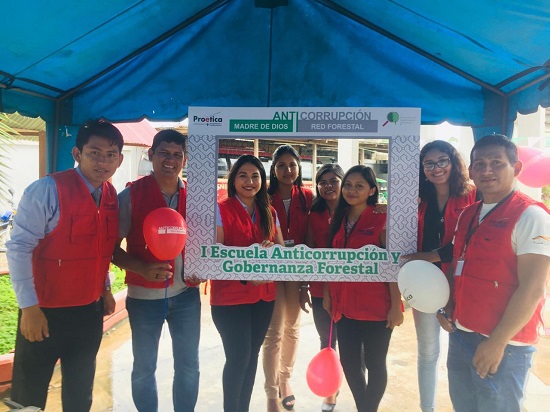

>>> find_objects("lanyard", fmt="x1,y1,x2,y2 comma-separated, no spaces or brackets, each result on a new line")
286,206,291,236
280,196,292,236
461,190,515,256
343,214,358,248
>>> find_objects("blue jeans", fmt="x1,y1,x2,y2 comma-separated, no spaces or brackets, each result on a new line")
413,309,441,412
447,329,535,412
126,287,201,412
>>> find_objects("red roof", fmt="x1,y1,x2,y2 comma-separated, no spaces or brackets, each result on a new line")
114,119,157,147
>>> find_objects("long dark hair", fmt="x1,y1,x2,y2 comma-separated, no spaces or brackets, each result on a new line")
328,165,379,246
310,164,345,213
419,140,471,201
226,155,274,239
267,144,308,213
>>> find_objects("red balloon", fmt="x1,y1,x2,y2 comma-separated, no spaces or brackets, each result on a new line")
306,348,343,397
143,208,187,260
517,146,542,165
518,153,550,187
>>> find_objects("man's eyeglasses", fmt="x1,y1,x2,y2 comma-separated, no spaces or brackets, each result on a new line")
317,178,341,188
423,158,450,171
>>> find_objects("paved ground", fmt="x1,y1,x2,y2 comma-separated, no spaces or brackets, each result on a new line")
2,290,549,412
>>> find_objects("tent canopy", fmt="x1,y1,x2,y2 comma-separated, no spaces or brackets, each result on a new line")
1,0,549,170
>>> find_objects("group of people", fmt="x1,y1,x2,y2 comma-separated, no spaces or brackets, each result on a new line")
405,136,550,412
5,118,550,412
212,146,404,412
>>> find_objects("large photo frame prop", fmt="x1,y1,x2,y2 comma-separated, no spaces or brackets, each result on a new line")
186,107,420,282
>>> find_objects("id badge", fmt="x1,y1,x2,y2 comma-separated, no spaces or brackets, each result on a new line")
284,239,295,247
454,259,464,277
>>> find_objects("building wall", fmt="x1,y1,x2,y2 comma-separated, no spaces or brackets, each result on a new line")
1,140,39,210
0,141,148,210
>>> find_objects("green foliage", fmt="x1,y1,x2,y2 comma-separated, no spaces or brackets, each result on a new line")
542,185,550,209
0,267,127,355
110,264,127,294
0,275,18,355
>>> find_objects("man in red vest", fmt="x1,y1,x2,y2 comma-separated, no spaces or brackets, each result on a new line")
439,134,550,411
7,119,124,410
112,130,200,412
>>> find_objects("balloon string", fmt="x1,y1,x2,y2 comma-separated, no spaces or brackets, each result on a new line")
163,277,168,321
328,319,334,349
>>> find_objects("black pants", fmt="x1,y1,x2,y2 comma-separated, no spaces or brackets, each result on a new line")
11,300,104,411
211,300,275,412
337,316,393,412
311,296,337,350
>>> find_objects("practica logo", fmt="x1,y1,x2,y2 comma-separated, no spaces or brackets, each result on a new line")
192,112,223,126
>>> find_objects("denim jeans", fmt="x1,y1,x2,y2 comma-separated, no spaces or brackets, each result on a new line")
126,287,201,412
447,329,535,412
412,309,441,412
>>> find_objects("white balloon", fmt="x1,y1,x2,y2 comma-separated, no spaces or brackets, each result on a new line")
398,260,450,313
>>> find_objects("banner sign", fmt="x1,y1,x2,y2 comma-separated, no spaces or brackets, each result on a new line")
186,107,420,281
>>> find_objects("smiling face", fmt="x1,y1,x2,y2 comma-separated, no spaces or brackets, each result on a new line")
148,141,185,180
469,144,521,203
234,162,262,201
274,153,300,186
422,149,452,187
317,171,342,203
342,172,376,208
72,135,124,188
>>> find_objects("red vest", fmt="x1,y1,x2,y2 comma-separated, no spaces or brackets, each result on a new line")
125,174,187,288
271,185,312,245
453,191,548,344
329,206,390,322
418,189,476,273
210,197,277,306
308,209,332,298
32,169,118,308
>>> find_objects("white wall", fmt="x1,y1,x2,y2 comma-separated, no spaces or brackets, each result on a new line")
111,145,149,193
0,141,148,211
513,109,548,200
1,140,39,210
420,121,475,166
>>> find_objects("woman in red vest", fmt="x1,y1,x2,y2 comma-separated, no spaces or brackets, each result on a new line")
403,140,476,412
211,155,284,412
263,144,313,411
302,163,344,412
325,165,403,412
